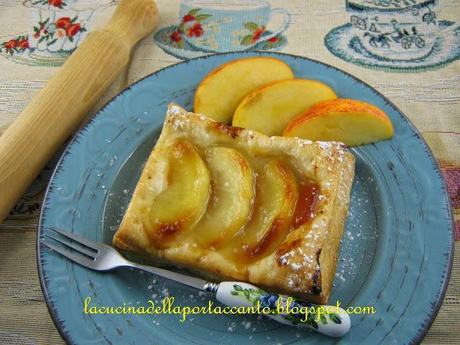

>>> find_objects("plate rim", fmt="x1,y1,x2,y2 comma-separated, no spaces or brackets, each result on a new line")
36,51,455,345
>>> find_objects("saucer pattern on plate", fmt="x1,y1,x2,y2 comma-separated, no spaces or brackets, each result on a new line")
325,21,460,72
154,25,287,60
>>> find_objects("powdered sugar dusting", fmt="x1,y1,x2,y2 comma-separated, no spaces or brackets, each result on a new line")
330,163,379,304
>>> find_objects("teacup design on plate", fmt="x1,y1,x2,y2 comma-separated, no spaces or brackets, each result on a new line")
178,0,290,53
346,0,458,61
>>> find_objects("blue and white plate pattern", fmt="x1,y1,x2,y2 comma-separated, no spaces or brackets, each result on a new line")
325,21,460,72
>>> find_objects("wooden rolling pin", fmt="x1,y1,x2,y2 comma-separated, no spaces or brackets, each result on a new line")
0,0,158,223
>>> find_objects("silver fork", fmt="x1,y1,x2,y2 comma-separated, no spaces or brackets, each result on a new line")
41,227,350,337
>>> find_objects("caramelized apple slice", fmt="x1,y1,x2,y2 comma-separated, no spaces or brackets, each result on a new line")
194,147,254,248
143,140,210,247
227,160,298,260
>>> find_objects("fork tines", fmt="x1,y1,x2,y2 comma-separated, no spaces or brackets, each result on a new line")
41,227,99,267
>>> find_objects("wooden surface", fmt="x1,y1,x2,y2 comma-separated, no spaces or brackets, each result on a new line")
0,209,458,344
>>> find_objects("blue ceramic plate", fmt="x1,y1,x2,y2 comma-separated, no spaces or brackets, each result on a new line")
38,52,453,345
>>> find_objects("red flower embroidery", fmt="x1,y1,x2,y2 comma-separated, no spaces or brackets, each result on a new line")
182,14,195,23
170,30,182,43
187,23,203,37
178,9,210,39
18,38,29,48
48,0,63,7
253,27,265,42
268,37,279,43
66,23,81,37
56,17,72,30
4,39,17,49
0,35,30,54
241,23,267,45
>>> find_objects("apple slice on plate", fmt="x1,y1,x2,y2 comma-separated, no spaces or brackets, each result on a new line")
232,79,337,136
284,98,394,146
143,140,210,246
194,57,294,124
194,147,255,248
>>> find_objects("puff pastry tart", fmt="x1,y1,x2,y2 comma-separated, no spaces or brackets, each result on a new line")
113,104,355,304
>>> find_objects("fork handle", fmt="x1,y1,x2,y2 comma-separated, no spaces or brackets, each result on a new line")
211,281,350,337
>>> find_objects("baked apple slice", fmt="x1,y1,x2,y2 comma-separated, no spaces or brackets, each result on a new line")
226,159,298,260
143,140,210,246
232,79,337,136
194,147,254,248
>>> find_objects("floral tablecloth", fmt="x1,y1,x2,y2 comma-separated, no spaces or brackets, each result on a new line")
0,0,458,344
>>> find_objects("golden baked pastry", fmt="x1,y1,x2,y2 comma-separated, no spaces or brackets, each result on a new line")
113,104,355,304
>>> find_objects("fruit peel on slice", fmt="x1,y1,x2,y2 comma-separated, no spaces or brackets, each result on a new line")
232,79,337,136
284,98,394,146
194,57,294,124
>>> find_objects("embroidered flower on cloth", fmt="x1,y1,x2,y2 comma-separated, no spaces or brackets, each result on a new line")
32,0,67,9
168,8,212,48
181,9,211,38
0,35,30,54
0,15,87,56
32,16,86,45
241,22,266,45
